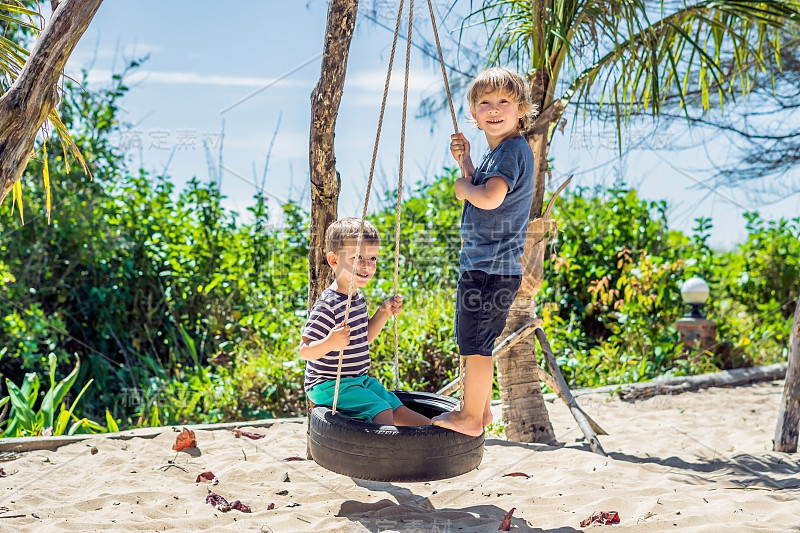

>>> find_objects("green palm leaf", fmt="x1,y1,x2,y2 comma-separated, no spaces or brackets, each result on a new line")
0,2,39,81
466,0,800,127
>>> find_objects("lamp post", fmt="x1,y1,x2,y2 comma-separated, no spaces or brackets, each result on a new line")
675,276,716,353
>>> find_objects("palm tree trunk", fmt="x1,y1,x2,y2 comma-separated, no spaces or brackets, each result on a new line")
497,294,556,442
496,131,557,443
308,0,358,309
774,294,800,452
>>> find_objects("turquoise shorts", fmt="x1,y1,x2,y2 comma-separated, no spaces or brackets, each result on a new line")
307,375,402,422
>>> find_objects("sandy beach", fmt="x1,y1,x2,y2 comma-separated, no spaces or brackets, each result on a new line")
1,380,797,532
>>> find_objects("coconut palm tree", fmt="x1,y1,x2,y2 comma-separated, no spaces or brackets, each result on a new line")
454,0,800,442
0,0,103,214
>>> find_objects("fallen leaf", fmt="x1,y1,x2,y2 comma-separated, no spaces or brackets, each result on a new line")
502,472,530,478
173,428,197,451
283,456,306,462
229,500,251,513
233,429,265,440
499,507,515,531
267,503,275,510
206,492,227,508
196,471,219,485
580,510,620,527
205,491,251,513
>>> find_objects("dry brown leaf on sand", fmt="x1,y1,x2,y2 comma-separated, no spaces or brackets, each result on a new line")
498,507,515,531
172,428,197,451
580,510,620,527
195,471,218,485
233,429,266,440
502,472,530,478
205,491,251,513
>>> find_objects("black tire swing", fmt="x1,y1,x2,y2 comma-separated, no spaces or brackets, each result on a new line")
307,0,483,482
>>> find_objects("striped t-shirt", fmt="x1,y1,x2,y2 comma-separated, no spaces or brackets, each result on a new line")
301,288,371,391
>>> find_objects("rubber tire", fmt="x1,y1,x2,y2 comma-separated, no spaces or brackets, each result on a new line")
308,390,484,482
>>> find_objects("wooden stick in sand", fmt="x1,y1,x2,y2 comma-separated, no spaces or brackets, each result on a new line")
535,327,607,456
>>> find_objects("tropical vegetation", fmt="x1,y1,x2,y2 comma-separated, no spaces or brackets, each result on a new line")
1,1,798,438
1,70,797,437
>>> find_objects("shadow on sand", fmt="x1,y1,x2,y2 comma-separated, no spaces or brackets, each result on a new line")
485,432,800,492
334,479,582,533
608,450,800,490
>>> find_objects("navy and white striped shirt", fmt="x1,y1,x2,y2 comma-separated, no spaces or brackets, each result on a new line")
302,288,371,391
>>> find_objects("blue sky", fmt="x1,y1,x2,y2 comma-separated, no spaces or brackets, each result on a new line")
64,0,799,249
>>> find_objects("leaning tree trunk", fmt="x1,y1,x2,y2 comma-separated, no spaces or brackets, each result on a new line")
495,80,566,442
308,0,359,309
774,294,800,452
0,0,104,203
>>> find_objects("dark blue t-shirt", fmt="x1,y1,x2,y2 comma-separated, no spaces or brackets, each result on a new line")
460,135,535,275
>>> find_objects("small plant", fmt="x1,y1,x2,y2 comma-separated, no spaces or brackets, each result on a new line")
485,419,506,438
0,354,111,437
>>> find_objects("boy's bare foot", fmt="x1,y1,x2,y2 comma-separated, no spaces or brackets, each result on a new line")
431,410,484,437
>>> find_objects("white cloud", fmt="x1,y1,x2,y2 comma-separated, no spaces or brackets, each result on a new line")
70,68,309,89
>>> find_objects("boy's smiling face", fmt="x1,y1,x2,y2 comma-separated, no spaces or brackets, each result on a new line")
328,240,380,291
470,89,524,149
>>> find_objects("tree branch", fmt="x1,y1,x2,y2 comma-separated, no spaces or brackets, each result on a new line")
0,0,104,203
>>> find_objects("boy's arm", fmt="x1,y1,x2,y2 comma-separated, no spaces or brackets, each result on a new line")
367,295,403,342
454,175,509,210
299,322,351,361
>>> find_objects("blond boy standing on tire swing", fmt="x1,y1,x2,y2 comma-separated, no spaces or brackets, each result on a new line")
432,67,537,437
300,218,431,426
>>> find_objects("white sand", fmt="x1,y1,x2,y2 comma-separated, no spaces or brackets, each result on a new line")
1,381,797,532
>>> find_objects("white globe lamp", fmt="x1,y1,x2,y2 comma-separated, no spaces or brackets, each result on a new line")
681,276,710,318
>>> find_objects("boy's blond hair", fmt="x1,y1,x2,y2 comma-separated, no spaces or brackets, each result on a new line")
325,217,380,253
467,66,538,131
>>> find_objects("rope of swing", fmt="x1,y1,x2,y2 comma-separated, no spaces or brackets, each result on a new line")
425,0,467,406
392,0,415,392
332,0,460,414
331,0,406,414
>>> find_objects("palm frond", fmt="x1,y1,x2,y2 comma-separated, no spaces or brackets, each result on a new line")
466,0,800,123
